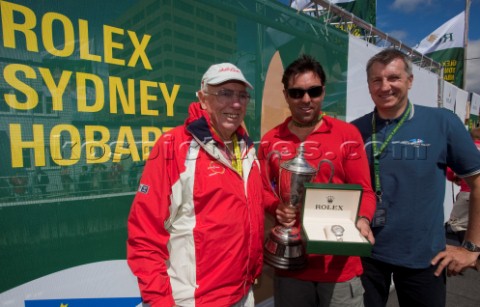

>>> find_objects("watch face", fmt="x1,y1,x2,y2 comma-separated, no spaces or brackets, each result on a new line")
462,241,472,251
331,225,345,236
331,225,345,242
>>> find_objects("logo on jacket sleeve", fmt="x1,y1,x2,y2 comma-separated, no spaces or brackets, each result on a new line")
138,184,149,194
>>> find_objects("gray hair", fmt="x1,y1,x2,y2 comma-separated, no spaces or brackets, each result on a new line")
366,48,413,78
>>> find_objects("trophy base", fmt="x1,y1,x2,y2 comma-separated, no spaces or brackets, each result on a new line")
263,225,307,270
264,248,307,270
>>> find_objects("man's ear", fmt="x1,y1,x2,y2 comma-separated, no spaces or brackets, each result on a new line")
197,91,207,109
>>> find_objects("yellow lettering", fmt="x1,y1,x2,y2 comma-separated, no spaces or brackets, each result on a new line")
127,30,152,70
444,74,455,81
85,125,111,163
39,67,72,111
140,80,159,116
113,126,140,162
1,0,38,51
4,64,38,110
50,124,81,166
78,19,102,62
141,126,162,160
444,67,456,74
104,25,125,66
159,83,179,117
77,72,105,112
109,77,135,114
10,123,45,167
41,12,75,57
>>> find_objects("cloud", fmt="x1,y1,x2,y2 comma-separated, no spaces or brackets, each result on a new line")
391,0,432,13
386,30,409,43
466,39,480,94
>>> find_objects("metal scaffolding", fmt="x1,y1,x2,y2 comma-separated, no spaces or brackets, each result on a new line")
290,0,443,74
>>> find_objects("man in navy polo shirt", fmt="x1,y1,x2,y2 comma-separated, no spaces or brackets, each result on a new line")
352,48,480,307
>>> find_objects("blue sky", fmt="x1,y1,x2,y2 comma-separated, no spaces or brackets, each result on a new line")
377,0,479,45
377,0,480,94
282,0,480,94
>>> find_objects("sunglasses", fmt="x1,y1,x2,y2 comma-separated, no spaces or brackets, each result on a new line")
286,86,324,99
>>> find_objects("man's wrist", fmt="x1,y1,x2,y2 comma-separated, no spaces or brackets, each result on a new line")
358,215,371,224
461,240,480,252
461,240,480,271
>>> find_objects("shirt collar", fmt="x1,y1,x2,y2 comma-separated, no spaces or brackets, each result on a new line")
373,103,415,125
276,115,333,139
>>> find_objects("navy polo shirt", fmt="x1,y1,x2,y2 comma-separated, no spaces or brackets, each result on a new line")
352,104,480,268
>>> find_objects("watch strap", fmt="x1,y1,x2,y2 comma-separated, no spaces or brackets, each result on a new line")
461,240,480,252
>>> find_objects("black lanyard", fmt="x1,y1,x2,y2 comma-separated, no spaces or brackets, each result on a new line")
371,103,412,202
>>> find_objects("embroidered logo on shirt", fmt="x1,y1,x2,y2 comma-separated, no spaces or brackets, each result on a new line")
138,184,149,194
208,161,225,176
397,139,431,147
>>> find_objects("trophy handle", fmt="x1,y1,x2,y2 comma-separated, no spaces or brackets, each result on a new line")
318,159,334,183
265,150,281,198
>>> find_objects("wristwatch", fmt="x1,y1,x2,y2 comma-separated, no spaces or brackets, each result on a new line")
461,240,480,252
331,225,345,242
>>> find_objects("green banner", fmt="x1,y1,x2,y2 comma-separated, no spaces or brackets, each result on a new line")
287,0,376,37
427,47,465,88
331,0,377,37
0,0,349,303
336,0,376,25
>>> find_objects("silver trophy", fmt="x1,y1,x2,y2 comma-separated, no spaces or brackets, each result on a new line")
264,143,318,270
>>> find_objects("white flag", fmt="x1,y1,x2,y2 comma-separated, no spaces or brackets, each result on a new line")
290,0,354,10
471,93,480,117
415,11,465,54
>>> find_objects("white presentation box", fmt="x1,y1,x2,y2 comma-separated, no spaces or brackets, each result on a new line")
301,183,372,256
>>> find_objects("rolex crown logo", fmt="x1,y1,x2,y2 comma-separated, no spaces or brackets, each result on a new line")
327,196,334,203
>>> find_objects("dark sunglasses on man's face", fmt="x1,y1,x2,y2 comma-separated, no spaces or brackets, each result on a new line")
286,86,324,99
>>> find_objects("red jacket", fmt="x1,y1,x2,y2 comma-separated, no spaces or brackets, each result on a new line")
127,103,277,307
259,116,376,282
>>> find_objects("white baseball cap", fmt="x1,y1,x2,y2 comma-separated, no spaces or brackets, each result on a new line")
201,63,253,90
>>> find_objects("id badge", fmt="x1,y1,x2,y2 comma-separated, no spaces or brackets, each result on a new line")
372,208,387,227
